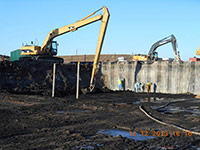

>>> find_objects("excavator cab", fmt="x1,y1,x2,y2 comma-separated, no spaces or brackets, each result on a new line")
153,52,158,61
46,41,58,55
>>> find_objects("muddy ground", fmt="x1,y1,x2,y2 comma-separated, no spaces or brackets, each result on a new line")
0,91,200,150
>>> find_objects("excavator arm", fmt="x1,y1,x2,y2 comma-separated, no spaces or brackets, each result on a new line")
147,34,181,62
89,7,109,91
43,6,109,91
41,7,110,91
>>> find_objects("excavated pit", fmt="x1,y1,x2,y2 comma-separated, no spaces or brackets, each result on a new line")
0,61,200,149
0,61,105,96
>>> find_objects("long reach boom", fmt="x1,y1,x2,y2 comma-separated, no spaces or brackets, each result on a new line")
20,6,110,91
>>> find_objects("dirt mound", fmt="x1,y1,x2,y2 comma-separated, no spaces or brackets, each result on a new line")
0,61,95,96
0,54,10,61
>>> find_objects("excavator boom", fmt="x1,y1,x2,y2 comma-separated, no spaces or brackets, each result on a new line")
89,7,109,91
41,7,108,52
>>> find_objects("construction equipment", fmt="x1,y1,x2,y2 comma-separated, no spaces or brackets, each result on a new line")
20,6,110,91
196,47,200,56
190,47,200,62
147,34,181,63
132,54,148,61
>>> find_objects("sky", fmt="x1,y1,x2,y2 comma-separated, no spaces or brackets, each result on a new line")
0,0,200,60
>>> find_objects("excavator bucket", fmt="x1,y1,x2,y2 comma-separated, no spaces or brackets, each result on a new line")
81,88,90,95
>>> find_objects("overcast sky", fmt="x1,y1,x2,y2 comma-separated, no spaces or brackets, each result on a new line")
0,0,200,60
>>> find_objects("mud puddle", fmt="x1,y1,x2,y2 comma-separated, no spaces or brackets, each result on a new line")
98,129,155,141
115,97,188,106
151,105,200,115
141,97,188,103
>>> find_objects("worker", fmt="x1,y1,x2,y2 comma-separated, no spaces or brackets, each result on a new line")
153,52,158,61
145,97,150,102
141,83,145,92
121,78,125,91
118,77,123,91
146,82,152,94
134,82,140,93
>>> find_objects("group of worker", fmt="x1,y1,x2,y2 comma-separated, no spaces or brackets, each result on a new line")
118,77,153,93
134,82,152,94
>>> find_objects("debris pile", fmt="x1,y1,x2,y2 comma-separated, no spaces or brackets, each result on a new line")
0,54,10,61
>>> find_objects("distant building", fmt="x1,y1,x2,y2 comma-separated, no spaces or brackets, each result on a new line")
59,54,132,63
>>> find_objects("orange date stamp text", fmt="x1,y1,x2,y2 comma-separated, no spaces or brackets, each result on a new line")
129,130,192,137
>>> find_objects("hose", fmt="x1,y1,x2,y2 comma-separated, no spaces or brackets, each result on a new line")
139,105,200,136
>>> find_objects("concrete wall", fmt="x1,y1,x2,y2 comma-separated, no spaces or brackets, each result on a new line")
100,61,200,94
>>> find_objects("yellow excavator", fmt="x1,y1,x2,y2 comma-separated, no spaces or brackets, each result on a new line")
20,6,110,91
196,47,200,55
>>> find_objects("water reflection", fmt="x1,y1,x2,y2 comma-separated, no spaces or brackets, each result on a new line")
98,129,155,141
